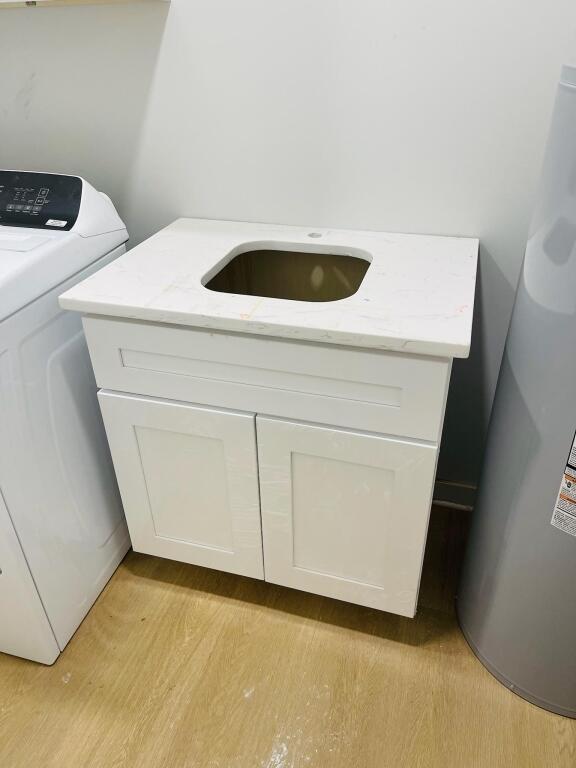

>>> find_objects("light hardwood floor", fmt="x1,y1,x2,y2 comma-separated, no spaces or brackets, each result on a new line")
1,507,574,768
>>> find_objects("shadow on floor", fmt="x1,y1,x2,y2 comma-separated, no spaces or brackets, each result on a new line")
123,505,471,649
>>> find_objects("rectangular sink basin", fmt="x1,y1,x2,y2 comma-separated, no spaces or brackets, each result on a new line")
204,243,371,302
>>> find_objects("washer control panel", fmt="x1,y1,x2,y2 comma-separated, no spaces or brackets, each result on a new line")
0,171,82,231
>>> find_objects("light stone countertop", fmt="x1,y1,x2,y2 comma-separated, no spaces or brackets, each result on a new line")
59,218,478,358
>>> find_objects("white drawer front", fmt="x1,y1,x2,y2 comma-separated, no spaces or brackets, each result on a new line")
85,317,450,442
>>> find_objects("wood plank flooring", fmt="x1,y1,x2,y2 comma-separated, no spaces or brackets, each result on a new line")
0,507,574,768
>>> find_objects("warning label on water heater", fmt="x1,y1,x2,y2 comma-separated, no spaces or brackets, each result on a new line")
550,430,576,537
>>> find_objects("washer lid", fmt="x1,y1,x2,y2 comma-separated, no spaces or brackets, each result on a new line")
0,228,76,320
0,232,51,252
0,225,125,322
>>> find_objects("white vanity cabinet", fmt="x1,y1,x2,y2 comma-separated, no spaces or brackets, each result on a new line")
82,314,452,617
96,379,439,615
59,217,478,618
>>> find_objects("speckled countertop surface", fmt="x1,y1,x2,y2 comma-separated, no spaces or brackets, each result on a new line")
59,218,478,358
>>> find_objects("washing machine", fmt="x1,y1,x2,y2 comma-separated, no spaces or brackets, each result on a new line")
0,170,130,665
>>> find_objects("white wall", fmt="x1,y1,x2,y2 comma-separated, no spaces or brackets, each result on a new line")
1,0,575,485
0,3,168,209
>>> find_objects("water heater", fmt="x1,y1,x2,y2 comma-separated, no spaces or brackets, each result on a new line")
457,64,576,718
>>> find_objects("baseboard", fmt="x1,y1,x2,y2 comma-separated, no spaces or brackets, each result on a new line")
433,479,476,511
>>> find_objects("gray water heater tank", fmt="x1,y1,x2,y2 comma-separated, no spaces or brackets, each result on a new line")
457,63,576,718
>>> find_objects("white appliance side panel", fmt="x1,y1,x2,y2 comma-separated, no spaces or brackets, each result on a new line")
0,246,130,650
98,392,264,580
257,417,438,617
0,486,60,665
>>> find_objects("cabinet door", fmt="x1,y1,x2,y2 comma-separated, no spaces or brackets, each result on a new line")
257,417,437,616
99,392,264,579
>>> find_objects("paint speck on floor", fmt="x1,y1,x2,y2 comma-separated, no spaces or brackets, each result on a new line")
61,672,72,685
243,686,255,699
263,741,289,768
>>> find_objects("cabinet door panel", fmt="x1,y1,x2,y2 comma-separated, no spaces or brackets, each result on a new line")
99,392,263,579
257,417,437,616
